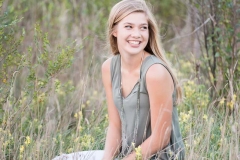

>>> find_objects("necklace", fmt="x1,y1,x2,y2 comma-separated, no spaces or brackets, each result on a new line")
119,51,145,156
120,51,145,93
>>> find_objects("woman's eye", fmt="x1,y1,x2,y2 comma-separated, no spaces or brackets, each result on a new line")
125,26,132,29
141,26,148,30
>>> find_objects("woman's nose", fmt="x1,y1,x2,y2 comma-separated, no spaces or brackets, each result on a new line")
131,29,141,38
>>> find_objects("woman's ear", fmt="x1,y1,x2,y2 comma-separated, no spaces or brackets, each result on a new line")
112,26,117,37
113,31,117,37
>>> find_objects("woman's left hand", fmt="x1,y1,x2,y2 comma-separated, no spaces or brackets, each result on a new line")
122,152,136,160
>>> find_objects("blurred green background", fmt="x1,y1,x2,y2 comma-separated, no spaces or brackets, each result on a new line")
0,0,239,159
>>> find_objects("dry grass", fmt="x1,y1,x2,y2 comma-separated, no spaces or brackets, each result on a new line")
0,0,239,159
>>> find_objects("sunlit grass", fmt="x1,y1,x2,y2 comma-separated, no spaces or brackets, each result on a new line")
0,0,239,159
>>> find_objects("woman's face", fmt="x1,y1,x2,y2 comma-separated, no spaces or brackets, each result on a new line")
113,12,149,56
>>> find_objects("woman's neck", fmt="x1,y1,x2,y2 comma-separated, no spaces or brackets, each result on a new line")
120,51,145,73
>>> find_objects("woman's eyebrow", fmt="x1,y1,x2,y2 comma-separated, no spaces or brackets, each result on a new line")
123,22,148,25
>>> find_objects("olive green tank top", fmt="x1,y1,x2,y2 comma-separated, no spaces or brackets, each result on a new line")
110,54,185,159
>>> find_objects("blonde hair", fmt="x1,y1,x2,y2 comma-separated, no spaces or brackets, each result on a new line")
106,0,182,103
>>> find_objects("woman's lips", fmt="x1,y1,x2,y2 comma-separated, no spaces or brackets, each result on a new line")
128,40,141,47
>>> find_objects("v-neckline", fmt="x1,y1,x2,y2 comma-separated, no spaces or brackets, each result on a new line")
121,80,139,99
118,54,151,99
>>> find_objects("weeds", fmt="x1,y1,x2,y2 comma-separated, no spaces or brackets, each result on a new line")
0,0,239,159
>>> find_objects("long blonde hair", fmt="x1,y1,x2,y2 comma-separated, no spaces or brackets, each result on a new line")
106,0,182,103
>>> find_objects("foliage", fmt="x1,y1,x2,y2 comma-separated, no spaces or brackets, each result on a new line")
0,0,239,159
0,8,107,159
176,77,239,159
189,0,240,105
149,0,187,38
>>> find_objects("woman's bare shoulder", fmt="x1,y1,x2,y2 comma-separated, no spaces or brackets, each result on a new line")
102,57,113,85
101,57,112,73
146,63,174,92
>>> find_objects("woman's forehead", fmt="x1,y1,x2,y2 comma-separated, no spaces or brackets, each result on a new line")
118,12,148,25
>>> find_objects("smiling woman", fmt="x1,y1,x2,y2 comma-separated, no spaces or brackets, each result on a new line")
102,0,185,160
53,0,185,160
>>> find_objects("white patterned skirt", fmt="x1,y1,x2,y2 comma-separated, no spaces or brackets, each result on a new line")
52,150,104,160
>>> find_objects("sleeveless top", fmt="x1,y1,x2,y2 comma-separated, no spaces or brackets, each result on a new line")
110,54,185,160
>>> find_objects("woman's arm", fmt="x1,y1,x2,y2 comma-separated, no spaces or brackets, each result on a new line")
102,58,122,160
123,63,174,160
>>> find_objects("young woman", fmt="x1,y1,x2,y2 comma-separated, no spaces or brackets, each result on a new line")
102,0,185,159
53,0,184,160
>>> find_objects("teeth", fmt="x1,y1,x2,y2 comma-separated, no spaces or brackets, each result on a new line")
129,41,140,45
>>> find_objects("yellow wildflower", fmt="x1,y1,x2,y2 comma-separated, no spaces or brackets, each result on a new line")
93,90,98,95
78,111,82,118
183,113,190,123
2,79,7,83
168,149,174,157
80,134,95,149
188,110,193,115
74,137,79,143
81,104,86,109
219,98,225,105
74,113,78,118
79,126,83,132
135,146,142,160
184,84,195,99
179,112,191,123
24,136,31,145
56,88,64,96
86,100,91,105
185,143,190,149
187,80,194,85
194,137,200,145
20,145,24,153
218,138,224,147
37,81,44,87
67,148,73,153
201,101,206,107
105,114,108,119
203,114,208,121
227,101,234,110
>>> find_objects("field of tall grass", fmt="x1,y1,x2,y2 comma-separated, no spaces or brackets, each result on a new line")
0,0,239,159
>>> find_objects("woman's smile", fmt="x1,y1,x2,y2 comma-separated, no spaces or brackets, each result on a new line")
128,40,141,47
